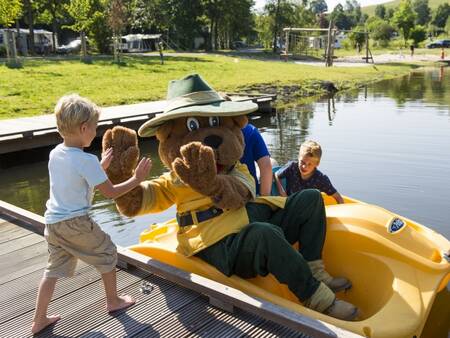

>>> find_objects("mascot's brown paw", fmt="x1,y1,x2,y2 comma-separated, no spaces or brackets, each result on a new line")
102,126,143,217
173,142,218,196
102,126,140,184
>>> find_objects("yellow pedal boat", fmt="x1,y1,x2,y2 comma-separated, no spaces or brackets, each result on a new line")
129,195,450,338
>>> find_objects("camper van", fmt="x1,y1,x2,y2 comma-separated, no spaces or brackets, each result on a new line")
0,28,56,55
121,34,162,53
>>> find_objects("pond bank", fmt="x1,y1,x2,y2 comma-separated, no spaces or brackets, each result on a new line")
0,54,428,119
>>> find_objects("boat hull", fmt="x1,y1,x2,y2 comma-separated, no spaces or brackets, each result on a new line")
130,195,450,338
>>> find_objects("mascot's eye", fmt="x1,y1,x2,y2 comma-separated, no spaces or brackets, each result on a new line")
209,116,220,127
186,117,200,131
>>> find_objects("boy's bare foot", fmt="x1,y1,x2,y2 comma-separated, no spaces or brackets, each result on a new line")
106,295,135,313
31,315,61,334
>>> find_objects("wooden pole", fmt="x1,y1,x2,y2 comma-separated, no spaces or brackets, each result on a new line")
285,29,289,55
326,20,333,67
365,30,369,64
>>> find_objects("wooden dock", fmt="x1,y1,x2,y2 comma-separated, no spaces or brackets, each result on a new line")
0,201,360,338
0,94,276,155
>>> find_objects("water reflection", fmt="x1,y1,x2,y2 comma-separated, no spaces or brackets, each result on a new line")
0,67,449,246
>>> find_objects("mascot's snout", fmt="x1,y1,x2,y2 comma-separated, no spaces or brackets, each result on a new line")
204,135,223,149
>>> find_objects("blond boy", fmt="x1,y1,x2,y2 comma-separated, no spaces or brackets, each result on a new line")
275,140,344,204
31,94,151,334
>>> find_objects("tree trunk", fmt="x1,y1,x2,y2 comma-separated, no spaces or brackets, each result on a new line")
80,31,89,62
51,13,57,53
24,0,35,55
5,30,20,68
272,0,281,53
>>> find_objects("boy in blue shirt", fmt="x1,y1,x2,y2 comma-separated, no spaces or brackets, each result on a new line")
240,123,272,196
31,94,151,334
275,140,344,204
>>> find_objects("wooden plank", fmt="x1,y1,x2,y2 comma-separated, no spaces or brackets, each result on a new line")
0,95,275,138
33,272,173,338
0,252,48,285
0,225,32,243
133,298,220,338
0,201,45,235
0,240,49,284
0,232,44,256
0,240,48,271
187,307,264,337
0,265,101,324
75,283,200,338
0,261,88,304
246,318,308,337
0,268,149,338
118,248,362,338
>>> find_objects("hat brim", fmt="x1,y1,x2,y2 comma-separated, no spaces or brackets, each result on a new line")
138,100,258,137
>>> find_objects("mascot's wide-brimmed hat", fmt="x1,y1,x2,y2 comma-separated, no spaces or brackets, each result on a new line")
138,74,258,137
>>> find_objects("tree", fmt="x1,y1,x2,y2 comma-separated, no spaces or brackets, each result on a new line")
412,0,430,26
367,18,395,46
22,0,38,54
37,0,69,52
0,0,22,66
348,24,366,49
331,4,352,30
409,25,426,46
108,0,127,63
265,0,295,52
392,0,416,46
163,0,203,50
386,8,395,20
446,16,450,35
310,0,327,14
431,3,450,28
66,0,93,61
375,4,386,19
0,0,22,26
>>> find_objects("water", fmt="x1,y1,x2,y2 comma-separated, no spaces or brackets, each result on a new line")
0,67,449,247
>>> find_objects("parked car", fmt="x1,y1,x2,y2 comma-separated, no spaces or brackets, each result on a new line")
231,41,247,49
56,39,88,54
426,39,450,49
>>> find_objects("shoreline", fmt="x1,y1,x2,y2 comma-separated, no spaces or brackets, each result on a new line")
0,53,436,119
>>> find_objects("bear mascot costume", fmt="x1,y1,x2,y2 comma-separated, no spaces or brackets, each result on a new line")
102,74,358,320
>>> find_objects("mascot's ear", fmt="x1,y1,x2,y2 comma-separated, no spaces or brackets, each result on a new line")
232,115,248,129
155,120,173,142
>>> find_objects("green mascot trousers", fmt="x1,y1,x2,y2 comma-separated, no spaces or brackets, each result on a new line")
196,189,326,302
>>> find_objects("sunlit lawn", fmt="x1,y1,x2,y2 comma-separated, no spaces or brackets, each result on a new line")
0,53,420,119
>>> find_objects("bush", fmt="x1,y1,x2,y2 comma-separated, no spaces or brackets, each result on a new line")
0,46,6,58
372,21,395,43
340,38,353,50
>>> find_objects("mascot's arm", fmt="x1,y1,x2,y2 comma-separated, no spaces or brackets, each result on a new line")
139,175,176,214
173,142,254,210
212,163,255,210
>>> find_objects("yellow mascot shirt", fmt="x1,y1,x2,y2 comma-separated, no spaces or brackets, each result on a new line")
139,162,286,256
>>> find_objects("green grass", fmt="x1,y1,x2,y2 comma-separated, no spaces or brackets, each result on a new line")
0,53,421,119
363,0,447,16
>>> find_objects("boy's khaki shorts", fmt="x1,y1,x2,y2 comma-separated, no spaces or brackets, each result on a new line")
44,215,117,278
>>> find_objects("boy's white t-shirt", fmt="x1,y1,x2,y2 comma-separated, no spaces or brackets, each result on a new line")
45,144,108,224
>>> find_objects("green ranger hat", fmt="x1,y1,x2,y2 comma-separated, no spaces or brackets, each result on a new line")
138,74,258,137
